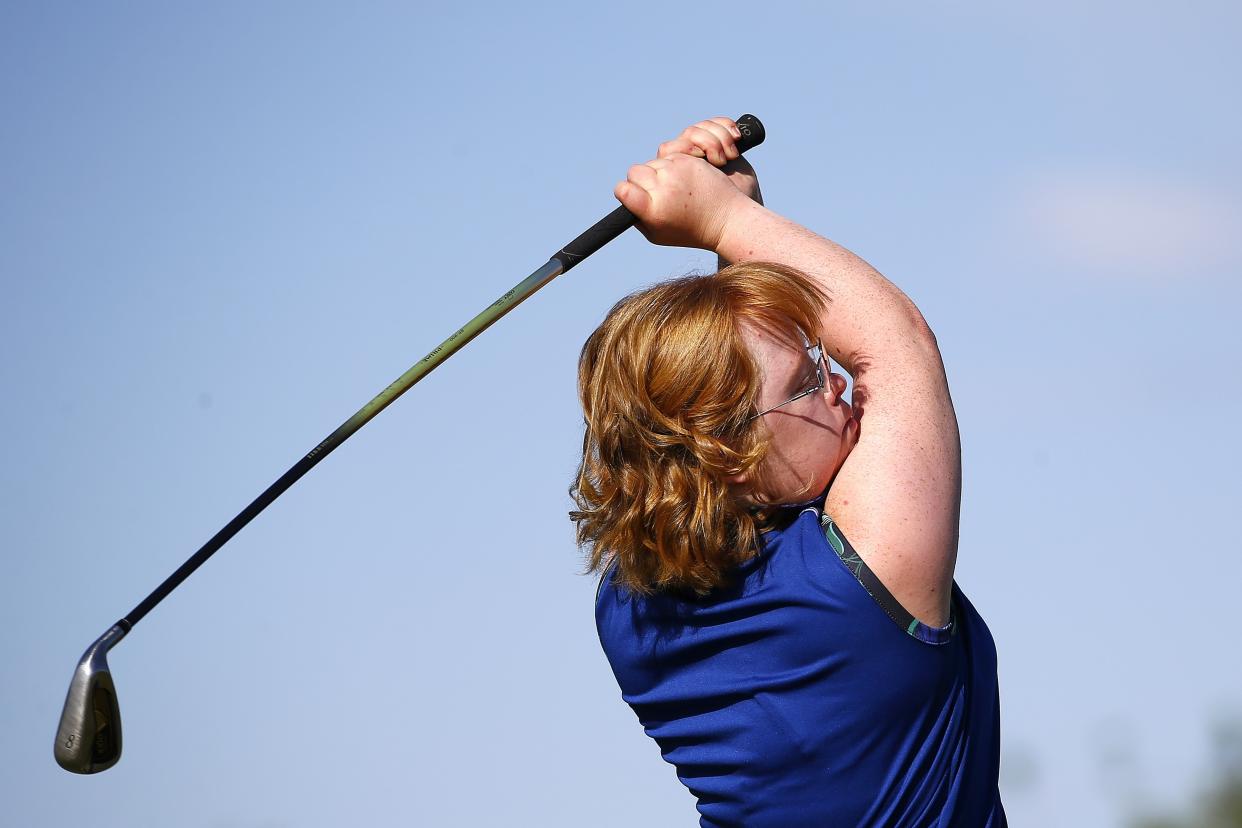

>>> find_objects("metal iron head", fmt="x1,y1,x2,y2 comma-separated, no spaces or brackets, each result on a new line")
55,623,128,774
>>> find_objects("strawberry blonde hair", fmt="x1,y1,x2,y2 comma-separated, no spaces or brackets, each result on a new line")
570,262,827,597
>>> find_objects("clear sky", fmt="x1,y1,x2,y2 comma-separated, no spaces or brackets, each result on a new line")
3,2,1239,826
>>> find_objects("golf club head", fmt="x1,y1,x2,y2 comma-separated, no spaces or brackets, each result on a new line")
55,623,128,773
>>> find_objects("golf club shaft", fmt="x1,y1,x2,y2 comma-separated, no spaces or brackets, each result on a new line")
122,259,561,628
119,114,766,631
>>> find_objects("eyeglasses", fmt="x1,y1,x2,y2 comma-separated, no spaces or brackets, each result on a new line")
747,339,829,422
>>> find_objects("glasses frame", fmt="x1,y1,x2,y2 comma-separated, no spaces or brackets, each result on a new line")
747,339,830,422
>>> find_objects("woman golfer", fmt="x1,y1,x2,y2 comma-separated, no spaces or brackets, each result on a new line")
573,117,1005,826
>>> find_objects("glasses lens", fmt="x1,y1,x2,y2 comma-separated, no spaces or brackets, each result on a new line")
748,340,829,422
809,342,825,390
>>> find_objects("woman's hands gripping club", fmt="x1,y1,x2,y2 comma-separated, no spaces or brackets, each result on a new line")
615,117,764,252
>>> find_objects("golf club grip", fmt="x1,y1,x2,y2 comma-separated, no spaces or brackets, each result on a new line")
552,114,765,272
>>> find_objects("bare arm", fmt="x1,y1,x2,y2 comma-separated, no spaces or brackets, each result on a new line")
716,178,761,271
618,120,960,627
717,202,960,627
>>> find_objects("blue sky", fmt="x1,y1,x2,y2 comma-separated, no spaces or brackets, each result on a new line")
2,2,1239,826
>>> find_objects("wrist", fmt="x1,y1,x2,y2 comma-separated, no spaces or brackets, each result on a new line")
713,198,770,261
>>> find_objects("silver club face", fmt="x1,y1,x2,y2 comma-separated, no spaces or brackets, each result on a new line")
55,624,127,773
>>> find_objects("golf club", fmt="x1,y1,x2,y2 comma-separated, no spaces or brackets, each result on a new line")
54,114,766,774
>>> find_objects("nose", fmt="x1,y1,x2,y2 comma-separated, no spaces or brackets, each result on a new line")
828,372,847,400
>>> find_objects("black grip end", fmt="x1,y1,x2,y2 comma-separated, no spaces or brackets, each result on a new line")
735,114,765,153
552,114,767,272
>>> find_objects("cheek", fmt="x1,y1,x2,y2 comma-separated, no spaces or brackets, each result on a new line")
794,413,844,464
815,408,851,460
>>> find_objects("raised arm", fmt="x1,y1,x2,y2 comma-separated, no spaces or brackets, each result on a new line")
617,119,960,628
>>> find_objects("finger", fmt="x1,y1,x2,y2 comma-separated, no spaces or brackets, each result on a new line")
626,161,662,187
694,120,740,160
614,179,652,216
636,157,681,180
681,125,731,166
706,116,744,141
658,137,705,160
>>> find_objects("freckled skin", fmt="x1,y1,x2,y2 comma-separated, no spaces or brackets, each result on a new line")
619,116,960,629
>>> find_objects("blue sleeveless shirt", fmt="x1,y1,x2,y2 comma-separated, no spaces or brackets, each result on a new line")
595,505,1005,827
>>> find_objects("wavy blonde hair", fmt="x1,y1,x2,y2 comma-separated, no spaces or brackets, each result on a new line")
570,261,827,597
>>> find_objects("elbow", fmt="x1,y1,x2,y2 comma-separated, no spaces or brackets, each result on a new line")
842,302,943,379
836,288,946,379
899,298,943,358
